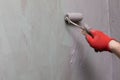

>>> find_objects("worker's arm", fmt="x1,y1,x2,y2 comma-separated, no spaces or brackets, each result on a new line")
109,40,120,58
85,29,120,58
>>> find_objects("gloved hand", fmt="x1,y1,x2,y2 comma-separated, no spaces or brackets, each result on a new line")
86,29,113,52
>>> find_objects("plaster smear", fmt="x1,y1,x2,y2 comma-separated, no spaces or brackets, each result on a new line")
69,27,85,65
70,41,85,66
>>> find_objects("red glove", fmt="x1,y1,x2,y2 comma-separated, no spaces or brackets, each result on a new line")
86,29,113,52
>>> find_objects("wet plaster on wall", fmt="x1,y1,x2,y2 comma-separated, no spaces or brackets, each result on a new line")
64,0,113,80
0,0,115,80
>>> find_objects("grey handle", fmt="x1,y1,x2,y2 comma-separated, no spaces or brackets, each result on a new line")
65,17,93,37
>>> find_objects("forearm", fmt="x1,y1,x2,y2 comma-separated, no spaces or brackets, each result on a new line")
109,40,120,58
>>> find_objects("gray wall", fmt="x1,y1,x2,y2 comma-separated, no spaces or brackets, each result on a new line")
109,0,120,80
0,0,119,80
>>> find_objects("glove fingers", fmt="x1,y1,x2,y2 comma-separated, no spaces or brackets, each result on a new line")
89,29,98,36
86,34,94,45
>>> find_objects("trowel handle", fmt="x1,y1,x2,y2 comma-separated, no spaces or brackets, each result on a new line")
65,17,93,37
84,28,94,38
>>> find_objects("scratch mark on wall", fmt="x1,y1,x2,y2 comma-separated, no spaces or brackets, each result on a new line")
23,33,28,46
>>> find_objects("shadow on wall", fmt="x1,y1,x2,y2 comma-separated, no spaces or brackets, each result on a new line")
66,25,96,80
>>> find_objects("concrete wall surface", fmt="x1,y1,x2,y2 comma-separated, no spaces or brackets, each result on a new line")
0,0,118,80
109,0,120,80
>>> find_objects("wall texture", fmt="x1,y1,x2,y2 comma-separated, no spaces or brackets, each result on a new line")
0,0,118,80
109,0,120,80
